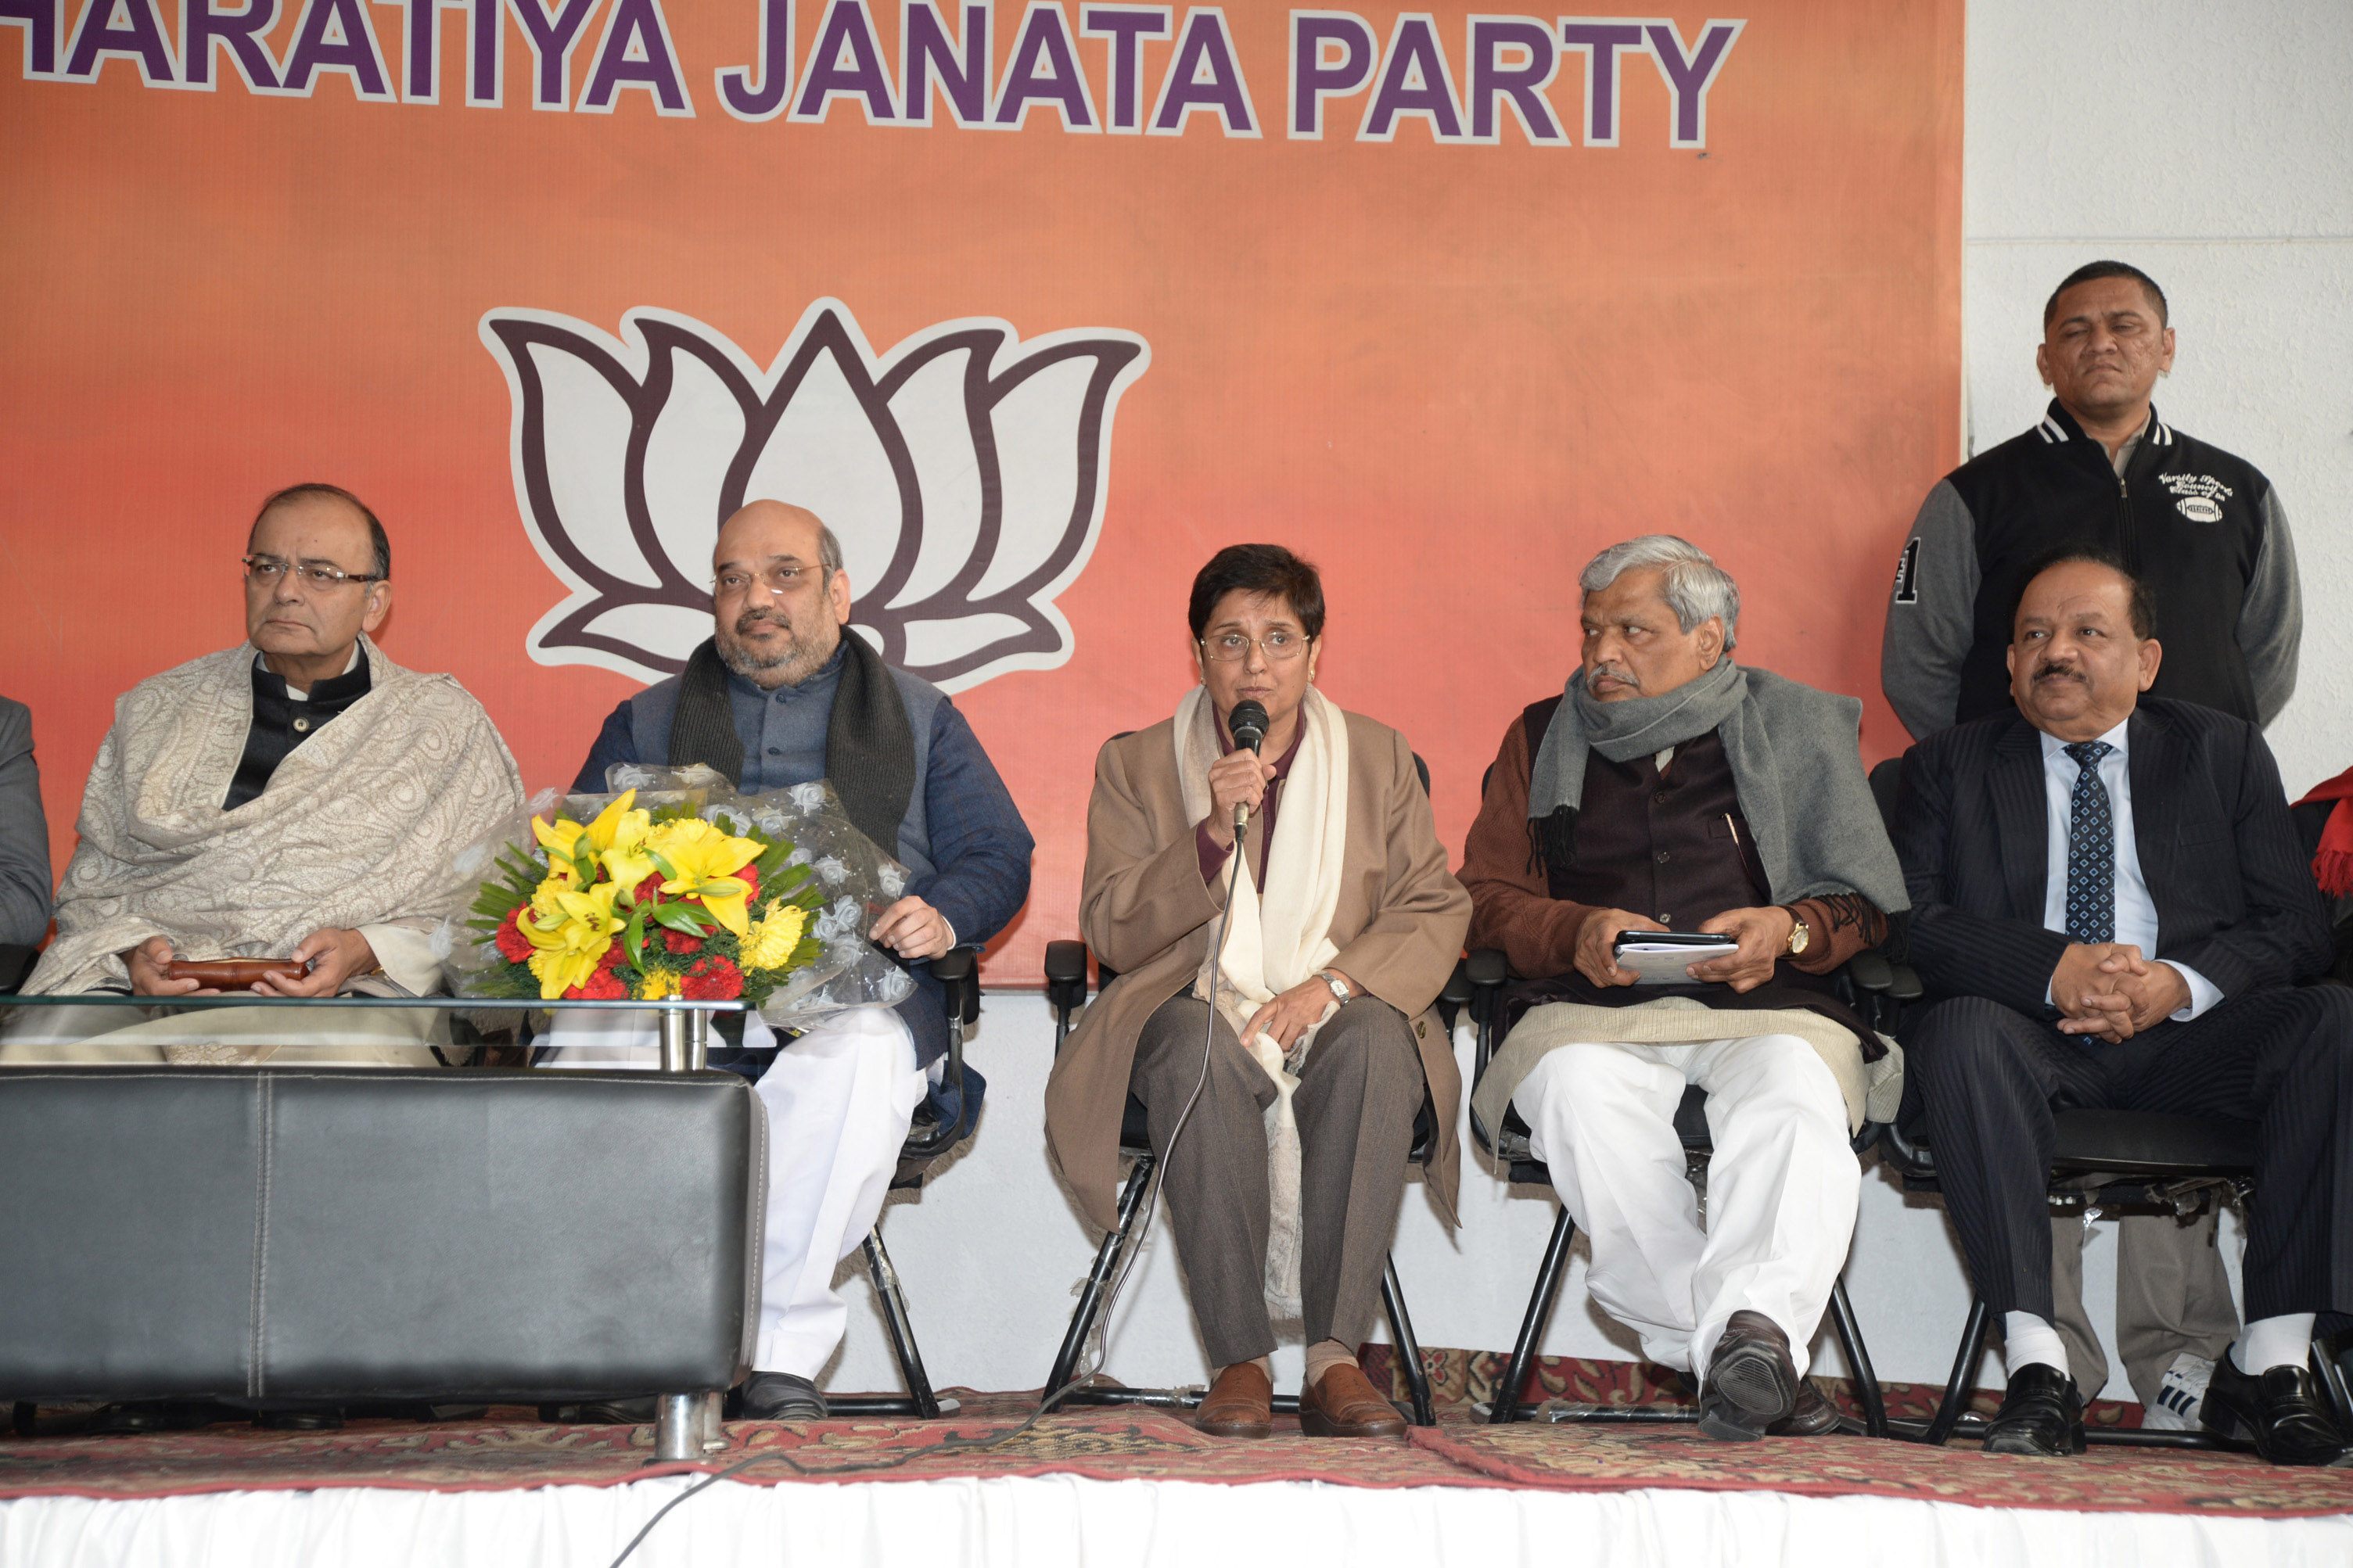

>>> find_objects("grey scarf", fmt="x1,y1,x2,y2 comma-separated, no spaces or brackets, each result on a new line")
668,633,916,856
1528,658,1908,915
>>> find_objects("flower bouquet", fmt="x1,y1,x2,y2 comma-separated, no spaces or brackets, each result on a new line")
440,767,914,1023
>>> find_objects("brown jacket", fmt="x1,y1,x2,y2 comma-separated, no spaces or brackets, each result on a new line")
1044,708,1473,1233
1461,712,1881,979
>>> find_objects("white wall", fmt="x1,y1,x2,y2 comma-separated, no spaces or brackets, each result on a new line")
1961,0,2353,798
823,2,2348,1409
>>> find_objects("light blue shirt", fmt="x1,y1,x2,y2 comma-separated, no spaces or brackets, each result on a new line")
2040,719,2219,1021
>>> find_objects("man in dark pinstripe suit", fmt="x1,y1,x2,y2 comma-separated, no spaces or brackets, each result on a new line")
1896,548,2353,1465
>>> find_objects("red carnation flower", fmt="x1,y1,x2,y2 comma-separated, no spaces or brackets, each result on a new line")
736,867,760,901
664,927,703,955
632,873,664,905
598,938,630,971
567,967,627,1000
494,906,533,964
681,954,743,1000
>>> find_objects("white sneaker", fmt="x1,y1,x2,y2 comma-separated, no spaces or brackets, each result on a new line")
2142,1351,2215,1431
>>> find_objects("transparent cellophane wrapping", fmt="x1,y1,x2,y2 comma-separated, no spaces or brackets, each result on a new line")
434,764,916,1029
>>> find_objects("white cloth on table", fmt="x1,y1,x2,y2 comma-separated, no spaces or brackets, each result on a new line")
1513,1031,1859,1380
0,999,442,1064
535,1005,927,1379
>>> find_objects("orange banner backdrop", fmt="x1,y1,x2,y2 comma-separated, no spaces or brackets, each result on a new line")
2,0,1960,983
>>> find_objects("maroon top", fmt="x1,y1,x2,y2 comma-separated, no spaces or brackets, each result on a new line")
1195,713,1306,894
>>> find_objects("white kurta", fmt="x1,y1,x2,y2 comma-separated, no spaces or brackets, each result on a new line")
1513,1032,1860,1381
537,1006,928,1378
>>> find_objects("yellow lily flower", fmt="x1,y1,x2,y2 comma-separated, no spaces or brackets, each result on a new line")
519,881,627,999
648,818,764,936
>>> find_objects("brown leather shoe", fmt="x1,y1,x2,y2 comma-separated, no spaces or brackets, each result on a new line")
1698,1310,1798,1442
1299,1360,1408,1438
1196,1361,1273,1439
1768,1377,1841,1437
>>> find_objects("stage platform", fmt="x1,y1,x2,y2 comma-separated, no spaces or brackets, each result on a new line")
4,1366,2350,1567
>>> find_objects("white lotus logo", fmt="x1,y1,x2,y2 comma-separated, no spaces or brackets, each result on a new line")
480,300,1151,691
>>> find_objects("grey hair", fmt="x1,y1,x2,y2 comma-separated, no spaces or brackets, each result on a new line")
1578,535,1741,650
817,524,844,578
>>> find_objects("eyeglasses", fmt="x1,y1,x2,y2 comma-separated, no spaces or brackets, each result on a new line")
1199,630,1309,662
714,564,828,597
243,556,384,591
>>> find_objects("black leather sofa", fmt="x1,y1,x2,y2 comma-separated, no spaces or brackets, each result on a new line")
0,1064,763,1451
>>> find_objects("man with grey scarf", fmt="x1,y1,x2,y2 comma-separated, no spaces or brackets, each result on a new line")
1462,536,1906,1441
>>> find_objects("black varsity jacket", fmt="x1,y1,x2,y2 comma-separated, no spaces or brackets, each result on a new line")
1880,400,2301,740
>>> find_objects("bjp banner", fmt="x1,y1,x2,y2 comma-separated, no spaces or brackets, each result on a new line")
2,0,1960,981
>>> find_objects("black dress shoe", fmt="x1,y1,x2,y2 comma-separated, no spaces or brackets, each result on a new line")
740,1372,827,1422
1981,1364,2085,1457
1698,1311,1798,1442
1768,1378,1841,1437
2200,1354,2353,1467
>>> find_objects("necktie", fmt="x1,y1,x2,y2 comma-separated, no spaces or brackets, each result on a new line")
2063,740,2115,944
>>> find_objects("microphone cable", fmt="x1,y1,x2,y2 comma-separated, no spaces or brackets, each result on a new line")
610,815,1253,1567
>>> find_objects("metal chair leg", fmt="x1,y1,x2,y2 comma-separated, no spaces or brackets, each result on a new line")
1378,1252,1436,1427
1491,1205,1578,1424
1047,1151,1158,1397
862,1226,942,1419
1827,1272,1889,1440
1920,1296,1990,1446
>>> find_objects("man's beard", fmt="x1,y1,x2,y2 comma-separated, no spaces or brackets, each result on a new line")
717,609,839,686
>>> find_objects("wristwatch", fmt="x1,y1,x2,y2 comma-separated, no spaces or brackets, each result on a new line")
1314,970,1353,1004
1783,911,1811,957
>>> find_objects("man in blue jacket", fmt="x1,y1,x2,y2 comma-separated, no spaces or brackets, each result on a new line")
566,500,1033,1421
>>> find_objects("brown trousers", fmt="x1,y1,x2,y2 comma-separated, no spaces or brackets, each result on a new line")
2050,1211,2240,1405
1129,993,1426,1369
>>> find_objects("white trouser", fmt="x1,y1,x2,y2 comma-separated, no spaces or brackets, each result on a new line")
1514,1032,1859,1380
537,1006,928,1379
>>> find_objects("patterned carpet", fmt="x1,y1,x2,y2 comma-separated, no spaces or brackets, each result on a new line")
1357,1344,2151,1427
5,1363,2351,1517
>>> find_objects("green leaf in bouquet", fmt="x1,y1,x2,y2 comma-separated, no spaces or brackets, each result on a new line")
623,907,648,971
648,902,714,938
648,847,682,884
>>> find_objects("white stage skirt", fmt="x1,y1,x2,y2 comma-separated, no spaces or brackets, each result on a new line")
2,1475,2346,1567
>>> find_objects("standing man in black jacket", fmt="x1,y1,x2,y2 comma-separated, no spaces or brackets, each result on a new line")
1895,550,2350,1465
1881,260,2305,1426
1882,260,2301,737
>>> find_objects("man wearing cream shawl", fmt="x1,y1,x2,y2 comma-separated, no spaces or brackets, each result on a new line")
1461,536,1907,1443
2,484,526,1066
1044,546,1471,1442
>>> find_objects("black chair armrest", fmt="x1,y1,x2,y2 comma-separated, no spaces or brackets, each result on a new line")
1435,957,1472,1035
1886,962,1924,1004
903,947,980,1161
1845,950,1894,993
1464,948,1509,1078
932,945,980,1026
1044,938,1090,1014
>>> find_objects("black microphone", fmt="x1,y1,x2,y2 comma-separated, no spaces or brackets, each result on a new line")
1227,700,1270,831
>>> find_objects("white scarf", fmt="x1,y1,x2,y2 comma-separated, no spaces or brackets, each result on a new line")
26,639,526,1004
1174,684,1350,1313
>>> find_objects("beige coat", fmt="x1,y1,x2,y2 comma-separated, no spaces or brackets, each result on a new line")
1043,708,1472,1234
